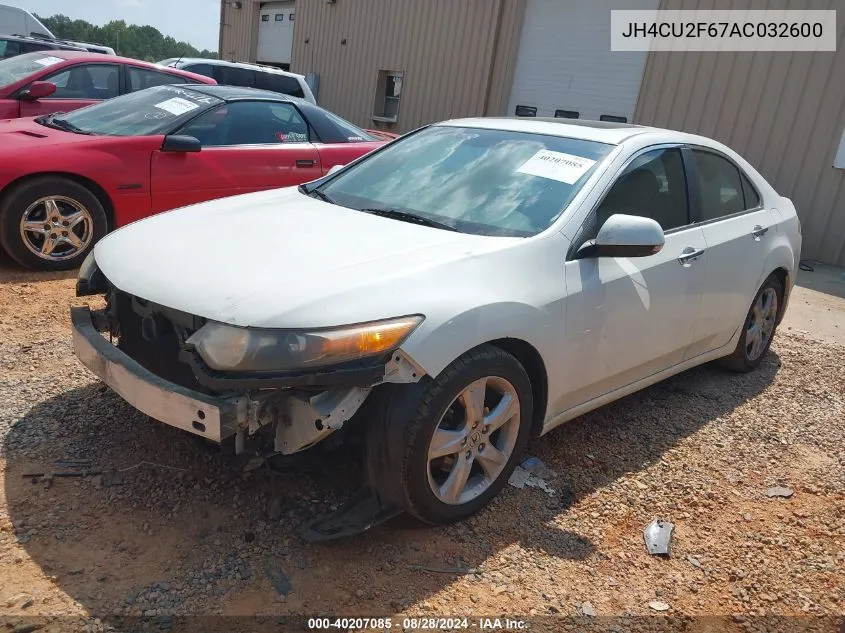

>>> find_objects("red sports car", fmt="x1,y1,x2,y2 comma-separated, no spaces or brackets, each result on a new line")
0,50,215,120
0,84,392,270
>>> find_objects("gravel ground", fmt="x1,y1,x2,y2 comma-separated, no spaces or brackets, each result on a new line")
0,263,842,633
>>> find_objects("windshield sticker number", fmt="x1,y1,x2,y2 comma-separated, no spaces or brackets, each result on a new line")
517,150,597,185
33,56,64,67
154,97,200,116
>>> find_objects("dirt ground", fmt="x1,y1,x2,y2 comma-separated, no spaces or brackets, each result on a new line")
0,258,842,633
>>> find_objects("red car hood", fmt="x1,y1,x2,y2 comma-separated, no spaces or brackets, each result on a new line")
0,117,104,152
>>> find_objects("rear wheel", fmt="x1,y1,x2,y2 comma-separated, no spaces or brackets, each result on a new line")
376,344,533,525
0,177,108,270
719,274,783,372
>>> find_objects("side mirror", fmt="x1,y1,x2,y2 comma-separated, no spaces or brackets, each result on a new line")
22,81,57,100
327,163,345,176
576,213,665,259
161,135,201,153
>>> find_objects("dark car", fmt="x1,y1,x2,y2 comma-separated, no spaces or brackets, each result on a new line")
0,34,85,60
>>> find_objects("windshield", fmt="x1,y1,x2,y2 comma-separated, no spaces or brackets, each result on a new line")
0,52,66,89
45,85,222,136
315,125,612,237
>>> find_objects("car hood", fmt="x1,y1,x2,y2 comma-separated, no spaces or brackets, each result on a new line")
94,187,522,328
0,117,99,151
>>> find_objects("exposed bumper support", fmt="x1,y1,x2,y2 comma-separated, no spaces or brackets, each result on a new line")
71,306,244,443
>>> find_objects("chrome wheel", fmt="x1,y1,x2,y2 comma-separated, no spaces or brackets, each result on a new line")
746,287,778,361
427,376,521,506
19,195,93,262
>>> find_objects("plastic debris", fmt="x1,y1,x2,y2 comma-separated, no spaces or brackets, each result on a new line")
649,600,670,611
579,601,597,617
508,466,530,489
521,456,555,479
265,565,292,596
765,486,794,498
643,519,675,556
508,465,555,495
686,554,701,568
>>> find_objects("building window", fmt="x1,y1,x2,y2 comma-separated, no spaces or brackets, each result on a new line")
373,70,403,122
289,13,295,21
600,114,627,123
275,13,284,21
554,109,579,119
514,105,537,117
261,14,269,22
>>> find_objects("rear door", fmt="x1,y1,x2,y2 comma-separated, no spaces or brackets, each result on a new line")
150,100,321,212
685,148,774,356
19,62,119,117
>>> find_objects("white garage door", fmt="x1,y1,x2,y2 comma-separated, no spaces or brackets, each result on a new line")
257,1,295,66
507,0,658,123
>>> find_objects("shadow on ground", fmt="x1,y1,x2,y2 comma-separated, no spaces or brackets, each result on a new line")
2,352,781,621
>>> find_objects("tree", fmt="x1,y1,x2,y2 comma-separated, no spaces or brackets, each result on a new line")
34,14,217,62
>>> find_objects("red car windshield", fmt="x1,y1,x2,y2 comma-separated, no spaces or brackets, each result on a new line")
0,52,66,89
44,85,223,136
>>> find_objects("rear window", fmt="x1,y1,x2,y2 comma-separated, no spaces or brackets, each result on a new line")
129,66,188,91
214,65,255,87
0,52,65,89
254,71,304,98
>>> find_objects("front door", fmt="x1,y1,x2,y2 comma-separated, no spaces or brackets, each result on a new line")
553,146,707,415
685,148,774,355
19,63,120,118
150,100,322,213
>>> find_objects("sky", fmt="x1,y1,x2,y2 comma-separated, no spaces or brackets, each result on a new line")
15,0,220,51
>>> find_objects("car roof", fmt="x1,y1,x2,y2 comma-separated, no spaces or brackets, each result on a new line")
6,51,215,83
168,57,306,80
439,116,663,145
182,83,304,103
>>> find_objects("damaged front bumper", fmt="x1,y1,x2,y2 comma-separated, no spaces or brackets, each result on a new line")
71,305,245,443
70,305,424,454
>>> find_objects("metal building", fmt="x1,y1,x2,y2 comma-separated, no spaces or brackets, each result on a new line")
219,0,845,266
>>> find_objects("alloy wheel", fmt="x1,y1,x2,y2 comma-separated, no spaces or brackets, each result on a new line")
746,287,778,361
19,195,94,262
426,376,521,505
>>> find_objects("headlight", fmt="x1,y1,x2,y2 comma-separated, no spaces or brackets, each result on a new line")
186,315,424,372
76,251,107,296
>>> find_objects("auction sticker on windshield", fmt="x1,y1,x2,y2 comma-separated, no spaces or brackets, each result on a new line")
154,97,200,116
517,150,597,185
33,56,64,67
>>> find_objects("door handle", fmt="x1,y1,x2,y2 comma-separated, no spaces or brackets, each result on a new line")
678,247,706,266
296,159,316,168
751,225,769,240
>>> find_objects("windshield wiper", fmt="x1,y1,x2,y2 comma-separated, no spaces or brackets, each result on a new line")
36,113,92,135
359,208,458,232
300,185,336,204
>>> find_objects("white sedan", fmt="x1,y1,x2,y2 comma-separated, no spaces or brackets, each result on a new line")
72,117,801,534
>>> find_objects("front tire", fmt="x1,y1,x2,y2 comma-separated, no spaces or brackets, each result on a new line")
377,344,534,525
0,176,108,271
719,274,784,372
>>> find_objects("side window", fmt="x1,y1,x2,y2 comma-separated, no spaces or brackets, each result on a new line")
178,101,309,146
592,147,689,235
691,150,746,220
0,39,21,59
740,172,761,209
182,63,214,78
254,72,304,98
128,67,187,91
21,42,50,54
215,65,255,87
43,64,119,99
